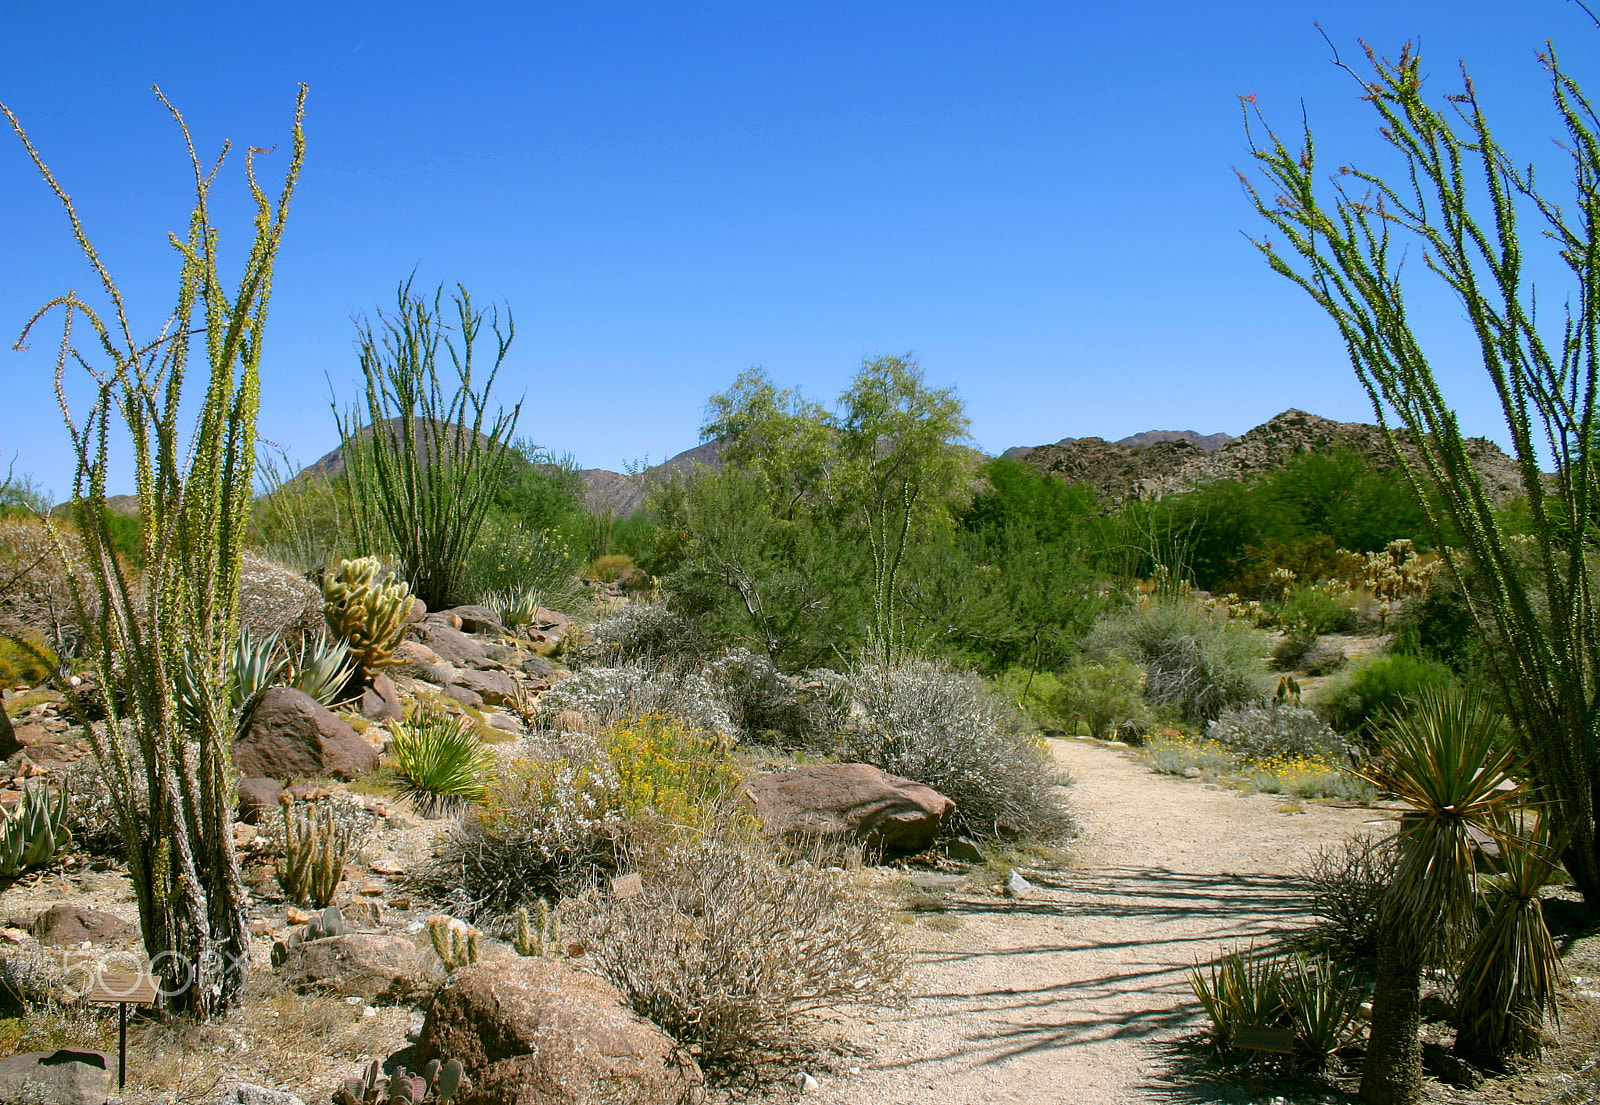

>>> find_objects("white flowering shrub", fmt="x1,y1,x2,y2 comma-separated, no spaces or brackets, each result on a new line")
536,662,734,735
704,647,833,747
572,598,710,667
1207,701,1350,762
837,659,1072,840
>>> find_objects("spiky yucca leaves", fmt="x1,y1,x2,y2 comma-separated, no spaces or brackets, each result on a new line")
1454,810,1566,1068
1354,690,1529,1105
336,283,522,610
1283,954,1365,1071
0,780,72,877
1188,945,1286,1058
323,556,412,681
3,87,305,1015
390,712,493,817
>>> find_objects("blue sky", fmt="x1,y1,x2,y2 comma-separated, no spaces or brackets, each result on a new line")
4,2,1599,498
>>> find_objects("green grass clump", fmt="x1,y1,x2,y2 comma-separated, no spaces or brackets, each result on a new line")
0,633,58,687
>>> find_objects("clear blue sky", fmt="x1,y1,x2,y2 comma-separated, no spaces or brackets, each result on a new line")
5,2,1599,498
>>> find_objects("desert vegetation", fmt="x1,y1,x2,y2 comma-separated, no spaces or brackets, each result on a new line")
2,26,1600,1105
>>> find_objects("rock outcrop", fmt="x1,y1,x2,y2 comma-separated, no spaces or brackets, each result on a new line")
747,763,955,853
416,958,705,1105
1009,408,1525,505
234,687,379,781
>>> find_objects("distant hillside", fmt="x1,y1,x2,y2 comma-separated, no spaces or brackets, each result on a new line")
579,440,723,517
1008,408,1524,505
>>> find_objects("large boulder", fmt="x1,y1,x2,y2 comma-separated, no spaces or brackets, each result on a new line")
358,672,404,722
437,605,506,637
448,669,519,707
30,904,136,946
410,618,490,667
747,763,955,853
234,687,378,781
277,934,431,1003
0,1049,110,1105
238,552,322,640
390,640,457,687
416,958,704,1105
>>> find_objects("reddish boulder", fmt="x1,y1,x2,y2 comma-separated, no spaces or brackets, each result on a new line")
234,687,378,781
237,776,285,824
358,672,404,722
416,958,704,1105
747,763,955,853
448,668,518,707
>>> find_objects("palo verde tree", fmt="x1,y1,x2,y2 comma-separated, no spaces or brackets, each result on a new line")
1243,40,1600,903
4,86,306,1015
699,356,972,662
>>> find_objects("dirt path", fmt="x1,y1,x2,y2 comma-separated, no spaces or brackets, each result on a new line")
813,738,1382,1104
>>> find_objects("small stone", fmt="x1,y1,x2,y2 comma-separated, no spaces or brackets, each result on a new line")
285,907,311,925
797,1072,821,1093
250,919,276,937
1183,767,1201,778
233,823,258,846
944,836,986,864
368,860,404,876
387,896,412,911
343,900,382,928
1004,871,1035,900
355,881,386,896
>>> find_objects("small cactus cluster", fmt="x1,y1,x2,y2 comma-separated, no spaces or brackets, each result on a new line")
333,1057,466,1105
272,904,349,968
427,916,481,971
323,556,414,680
0,780,72,877
513,900,564,958
278,800,355,908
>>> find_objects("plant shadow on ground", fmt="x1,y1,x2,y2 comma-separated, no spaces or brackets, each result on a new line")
863,865,1310,1078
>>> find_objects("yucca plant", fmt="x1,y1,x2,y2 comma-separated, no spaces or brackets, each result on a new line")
390,712,493,817
0,780,72,877
1283,954,1364,1072
1353,690,1529,1104
480,583,543,632
289,634,356,708
1454,809,1565,1068
1188,944,1287,1060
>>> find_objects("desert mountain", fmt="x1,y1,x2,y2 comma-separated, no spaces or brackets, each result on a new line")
1006,408,1523,505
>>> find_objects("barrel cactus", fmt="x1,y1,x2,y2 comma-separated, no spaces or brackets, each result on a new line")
323,556,413,679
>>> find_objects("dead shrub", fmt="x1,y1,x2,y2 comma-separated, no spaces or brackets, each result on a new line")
564,830,908,1068
0,518,102,658
1297,833,1397,965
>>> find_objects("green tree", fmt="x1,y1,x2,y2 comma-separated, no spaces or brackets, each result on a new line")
5,86,305,1015
1244,42,1600,901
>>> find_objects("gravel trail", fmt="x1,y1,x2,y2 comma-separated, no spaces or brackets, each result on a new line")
813,738,1381,1104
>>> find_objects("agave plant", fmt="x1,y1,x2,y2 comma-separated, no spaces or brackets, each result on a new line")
1188,944,1286,1058
0,780,72,877
1454,808,1566,1068
289,634,357,707
389,712,494,817
230,626,286,715
1282,954,1363,1071
480,583,543,631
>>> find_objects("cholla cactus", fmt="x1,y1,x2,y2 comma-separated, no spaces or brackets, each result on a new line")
277,801,354,908
323,556,413,679
1357,538,1439,602
428,916,481,971
514,899,565,958
0,781,72,877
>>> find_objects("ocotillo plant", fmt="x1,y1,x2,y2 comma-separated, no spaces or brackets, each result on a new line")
3,86,305,1015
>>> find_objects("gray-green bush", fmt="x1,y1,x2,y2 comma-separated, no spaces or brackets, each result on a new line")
1088,600,1268,723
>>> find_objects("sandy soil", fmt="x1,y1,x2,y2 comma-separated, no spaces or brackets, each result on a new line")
805,738,1382,1105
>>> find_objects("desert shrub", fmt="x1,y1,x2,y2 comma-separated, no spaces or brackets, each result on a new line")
1143,731,1235,777
1277,582,1359,634
535,662,733,735
837,658,1070,840
988,667,1067,730
1206,701,1349,763
0,633,58,687
426,716,745,921
0,518,101,657
564,831,908,1066
1270,626,1319,672
389,711,494,817
572,599,712,668
1048,654,1149,739
461,514,580,603
704,647,831,747
237,550,323,642
60,758,125,857
1088,600,1268,723
589,553,634,583
1312,653,1457,738
1242,754,1375,802
1297,834,1397,966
